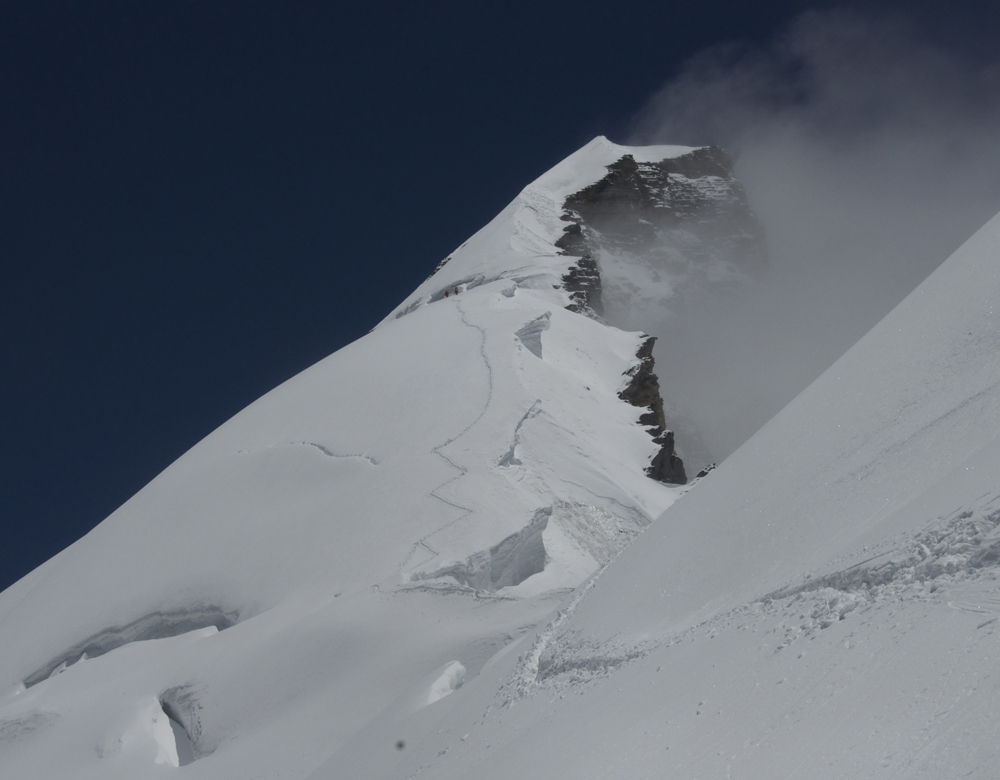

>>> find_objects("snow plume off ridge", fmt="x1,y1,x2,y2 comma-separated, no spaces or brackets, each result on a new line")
625,9,1000,469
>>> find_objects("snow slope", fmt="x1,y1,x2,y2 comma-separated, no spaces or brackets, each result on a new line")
7,134,995,780
0,138,691,779
377,211,1000,779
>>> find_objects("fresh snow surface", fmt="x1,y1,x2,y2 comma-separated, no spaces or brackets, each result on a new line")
6,136,999,780
0,138,683,779
375,210,1000,780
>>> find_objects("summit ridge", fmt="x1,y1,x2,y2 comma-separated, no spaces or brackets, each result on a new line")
3,136,992,780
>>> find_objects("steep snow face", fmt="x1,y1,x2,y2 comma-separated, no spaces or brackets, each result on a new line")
382,211,1000,780
0,138,694,780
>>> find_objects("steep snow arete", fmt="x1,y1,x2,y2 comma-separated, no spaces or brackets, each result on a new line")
4,136,999,780
0,138,720,778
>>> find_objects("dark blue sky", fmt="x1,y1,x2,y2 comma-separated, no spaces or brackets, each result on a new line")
1,0,996,593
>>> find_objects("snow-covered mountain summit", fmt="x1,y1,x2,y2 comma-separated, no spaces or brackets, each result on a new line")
7,131,989,780
391,136,763,330
389,135,764,479
0,137,744,779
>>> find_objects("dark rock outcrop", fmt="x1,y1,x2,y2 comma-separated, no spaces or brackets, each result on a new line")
563,147,765,264
619,336,686,485
560,256,603,317
424,255,453,281
555,223,603,316
555,147,766,292
694,463,717,480
552,144,767,485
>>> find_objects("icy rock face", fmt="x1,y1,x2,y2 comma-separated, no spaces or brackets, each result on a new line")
556,241,603,316
564,147,758,230
558,146,765,326
555,146,766,484
617,336,686,484
551,145,764,482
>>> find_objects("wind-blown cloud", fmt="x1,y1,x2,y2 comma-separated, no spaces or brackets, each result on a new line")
625,10,1000,469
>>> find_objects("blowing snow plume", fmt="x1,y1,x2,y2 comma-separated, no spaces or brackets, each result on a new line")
624,10,1000,471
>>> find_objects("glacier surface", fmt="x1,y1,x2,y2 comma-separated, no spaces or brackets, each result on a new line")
3,136,999,779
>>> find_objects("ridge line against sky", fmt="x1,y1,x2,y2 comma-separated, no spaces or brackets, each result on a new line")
2,1,999,594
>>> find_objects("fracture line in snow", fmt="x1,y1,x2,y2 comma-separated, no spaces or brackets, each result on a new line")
399,300,495,573
846,378,1000,485
237,441,380,465
498,400,542,467
297,442,380,465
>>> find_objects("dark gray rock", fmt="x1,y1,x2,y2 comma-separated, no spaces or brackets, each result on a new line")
552,145,766,485
561,148,765,268
559,255,604,317
553,147,766,317
618,336,687,485
555,223,603,316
